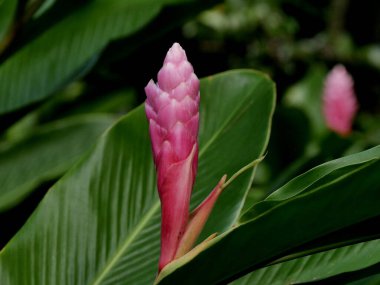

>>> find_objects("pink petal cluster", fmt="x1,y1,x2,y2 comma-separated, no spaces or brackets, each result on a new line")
145,43,226,272
145,43,200,186
323,65,358,136
145,43,200,271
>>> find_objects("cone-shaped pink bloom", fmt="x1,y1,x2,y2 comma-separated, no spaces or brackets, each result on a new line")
323,65,358,136
145,43,200,271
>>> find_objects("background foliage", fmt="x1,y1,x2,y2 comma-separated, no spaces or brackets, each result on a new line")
0,0,379,284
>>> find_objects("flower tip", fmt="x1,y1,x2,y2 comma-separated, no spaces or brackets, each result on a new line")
329,65,352,85
172,42,181,49
164,42,187,64
333,64,346,72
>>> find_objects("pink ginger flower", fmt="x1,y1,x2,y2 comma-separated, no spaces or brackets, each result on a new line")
323,65,358,136
145,43,225,271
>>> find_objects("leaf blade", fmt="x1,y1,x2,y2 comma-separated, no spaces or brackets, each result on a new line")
0,70,275,284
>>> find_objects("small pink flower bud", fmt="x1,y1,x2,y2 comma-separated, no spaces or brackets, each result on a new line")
145,43,200,271
323,65,358,136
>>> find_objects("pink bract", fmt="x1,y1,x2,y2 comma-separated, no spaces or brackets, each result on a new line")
145,43,200,271
323,65,358,136
145,43,226,272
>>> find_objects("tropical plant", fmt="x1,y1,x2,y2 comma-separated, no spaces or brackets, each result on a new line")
0,1,379,284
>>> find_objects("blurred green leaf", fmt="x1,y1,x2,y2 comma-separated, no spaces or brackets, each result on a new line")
0,0,190,114
345,114,380,155
358,45,380,71
156,146,380,284
4,82,87,142
0,70,275,284
0,0,17,42
61,89,137,117
0,114,115,211
283,65,327,138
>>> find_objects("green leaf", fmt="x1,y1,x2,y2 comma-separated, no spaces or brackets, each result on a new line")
156,146,380,284
194,70,275,240
0,70,275,284
0,0,189,114
0,0,17,42
241,145,380,222
0,114,116,212
232,238,380,285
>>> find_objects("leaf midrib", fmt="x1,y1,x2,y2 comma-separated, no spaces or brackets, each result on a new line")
91,202,160,285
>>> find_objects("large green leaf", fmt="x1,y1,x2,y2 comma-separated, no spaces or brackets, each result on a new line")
0,114,115,212
0,0,189,114
156,146,380,284
0,70,275,284
232,238,380,285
